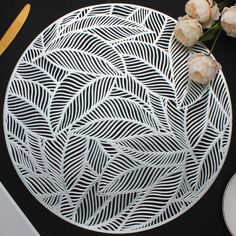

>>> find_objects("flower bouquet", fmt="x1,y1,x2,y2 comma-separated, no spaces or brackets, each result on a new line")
174,0,236,84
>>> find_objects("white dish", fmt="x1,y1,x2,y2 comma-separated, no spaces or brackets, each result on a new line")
0,182,39,236
223,173,236,235
3,3,232,234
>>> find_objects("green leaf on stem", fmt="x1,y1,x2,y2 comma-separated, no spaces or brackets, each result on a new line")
200,23,222,42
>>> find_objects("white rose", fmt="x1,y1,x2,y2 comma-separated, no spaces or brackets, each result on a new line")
188,53,222,84
185,0,220,28
174,16,203,47
221,6,236,38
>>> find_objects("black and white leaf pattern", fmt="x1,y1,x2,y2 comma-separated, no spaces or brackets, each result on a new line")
4,3,232,234
185,124,220,190
8,94,53,139
73,96,161,137
16,62,57,92
63,135,87,189
121,165,183,231
87,139,109,174
124,55,175,99
186,90,209,147
49,72,96,131
61,15,151,42
115,41,171,78
45,32,124,76
51,75,116,131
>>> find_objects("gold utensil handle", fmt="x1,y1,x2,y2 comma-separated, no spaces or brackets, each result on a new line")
0,4,31,56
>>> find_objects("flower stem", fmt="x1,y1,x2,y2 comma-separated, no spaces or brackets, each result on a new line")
208,29,222,55
218,0,235,10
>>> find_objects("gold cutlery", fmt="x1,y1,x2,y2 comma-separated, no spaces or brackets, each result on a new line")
0,4,31,56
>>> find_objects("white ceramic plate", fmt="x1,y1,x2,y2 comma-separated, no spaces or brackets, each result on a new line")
0,182,39,236
223,173,236,235
3,3,232,234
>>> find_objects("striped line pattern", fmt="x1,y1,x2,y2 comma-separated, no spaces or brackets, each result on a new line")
4,3,232,234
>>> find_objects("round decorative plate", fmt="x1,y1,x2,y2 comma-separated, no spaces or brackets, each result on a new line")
4,3,232,234
223,173,236,235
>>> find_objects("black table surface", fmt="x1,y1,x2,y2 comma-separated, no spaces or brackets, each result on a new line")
0,0,236,235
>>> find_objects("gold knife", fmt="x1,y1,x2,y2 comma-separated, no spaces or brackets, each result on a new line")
0,4,31,56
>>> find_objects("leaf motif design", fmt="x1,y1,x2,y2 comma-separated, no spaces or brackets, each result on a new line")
112,5,137,18
87,139,109,174
89,192,139,227
43,23,58,47
6,114,26,145
87,5,113,16
61,15,151,42
166,100,186,146
45,50,121,76
44,131,69,189
59,8,89,30
46,32,125,75
169,35,190,102
73,98,160,133
209,72,231,131
122,165,183,229
49,72,96,131
196,138,223,190
128,8,150,24
191,42,209,55
33,56,68,82
42,193,61,208
186,90,209,147
155,19,176,51
22,48,42,62
33,36,44,50
74,182,106,224
6,114,38,172
185,124,220,190
68,166,98,205
3,4,232,234
100,164,177,194
99,154,140,192
112,76,149,106
144,11,166,37
100,140,119,158
25,175,61,195
149,94,170,132
171,43,208,107
124,55,175,99
76,119,158,140
9,77,52,113
60,195,75,219
27,133,47,173
116,134,184,153
115,41,171,78
68,167,105,223
51,76,116,132
222,123,231,154
179,80,208,108
8,141,35,173
7,95,53,139
121,149,186,167
18,63,55,88
63,135,87,189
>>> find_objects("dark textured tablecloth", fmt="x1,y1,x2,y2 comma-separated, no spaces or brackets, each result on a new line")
0,0,235,235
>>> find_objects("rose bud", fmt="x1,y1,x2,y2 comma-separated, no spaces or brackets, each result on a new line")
221,6,236,38
174,15,203,47
185,0,220,28
187,53,222,85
